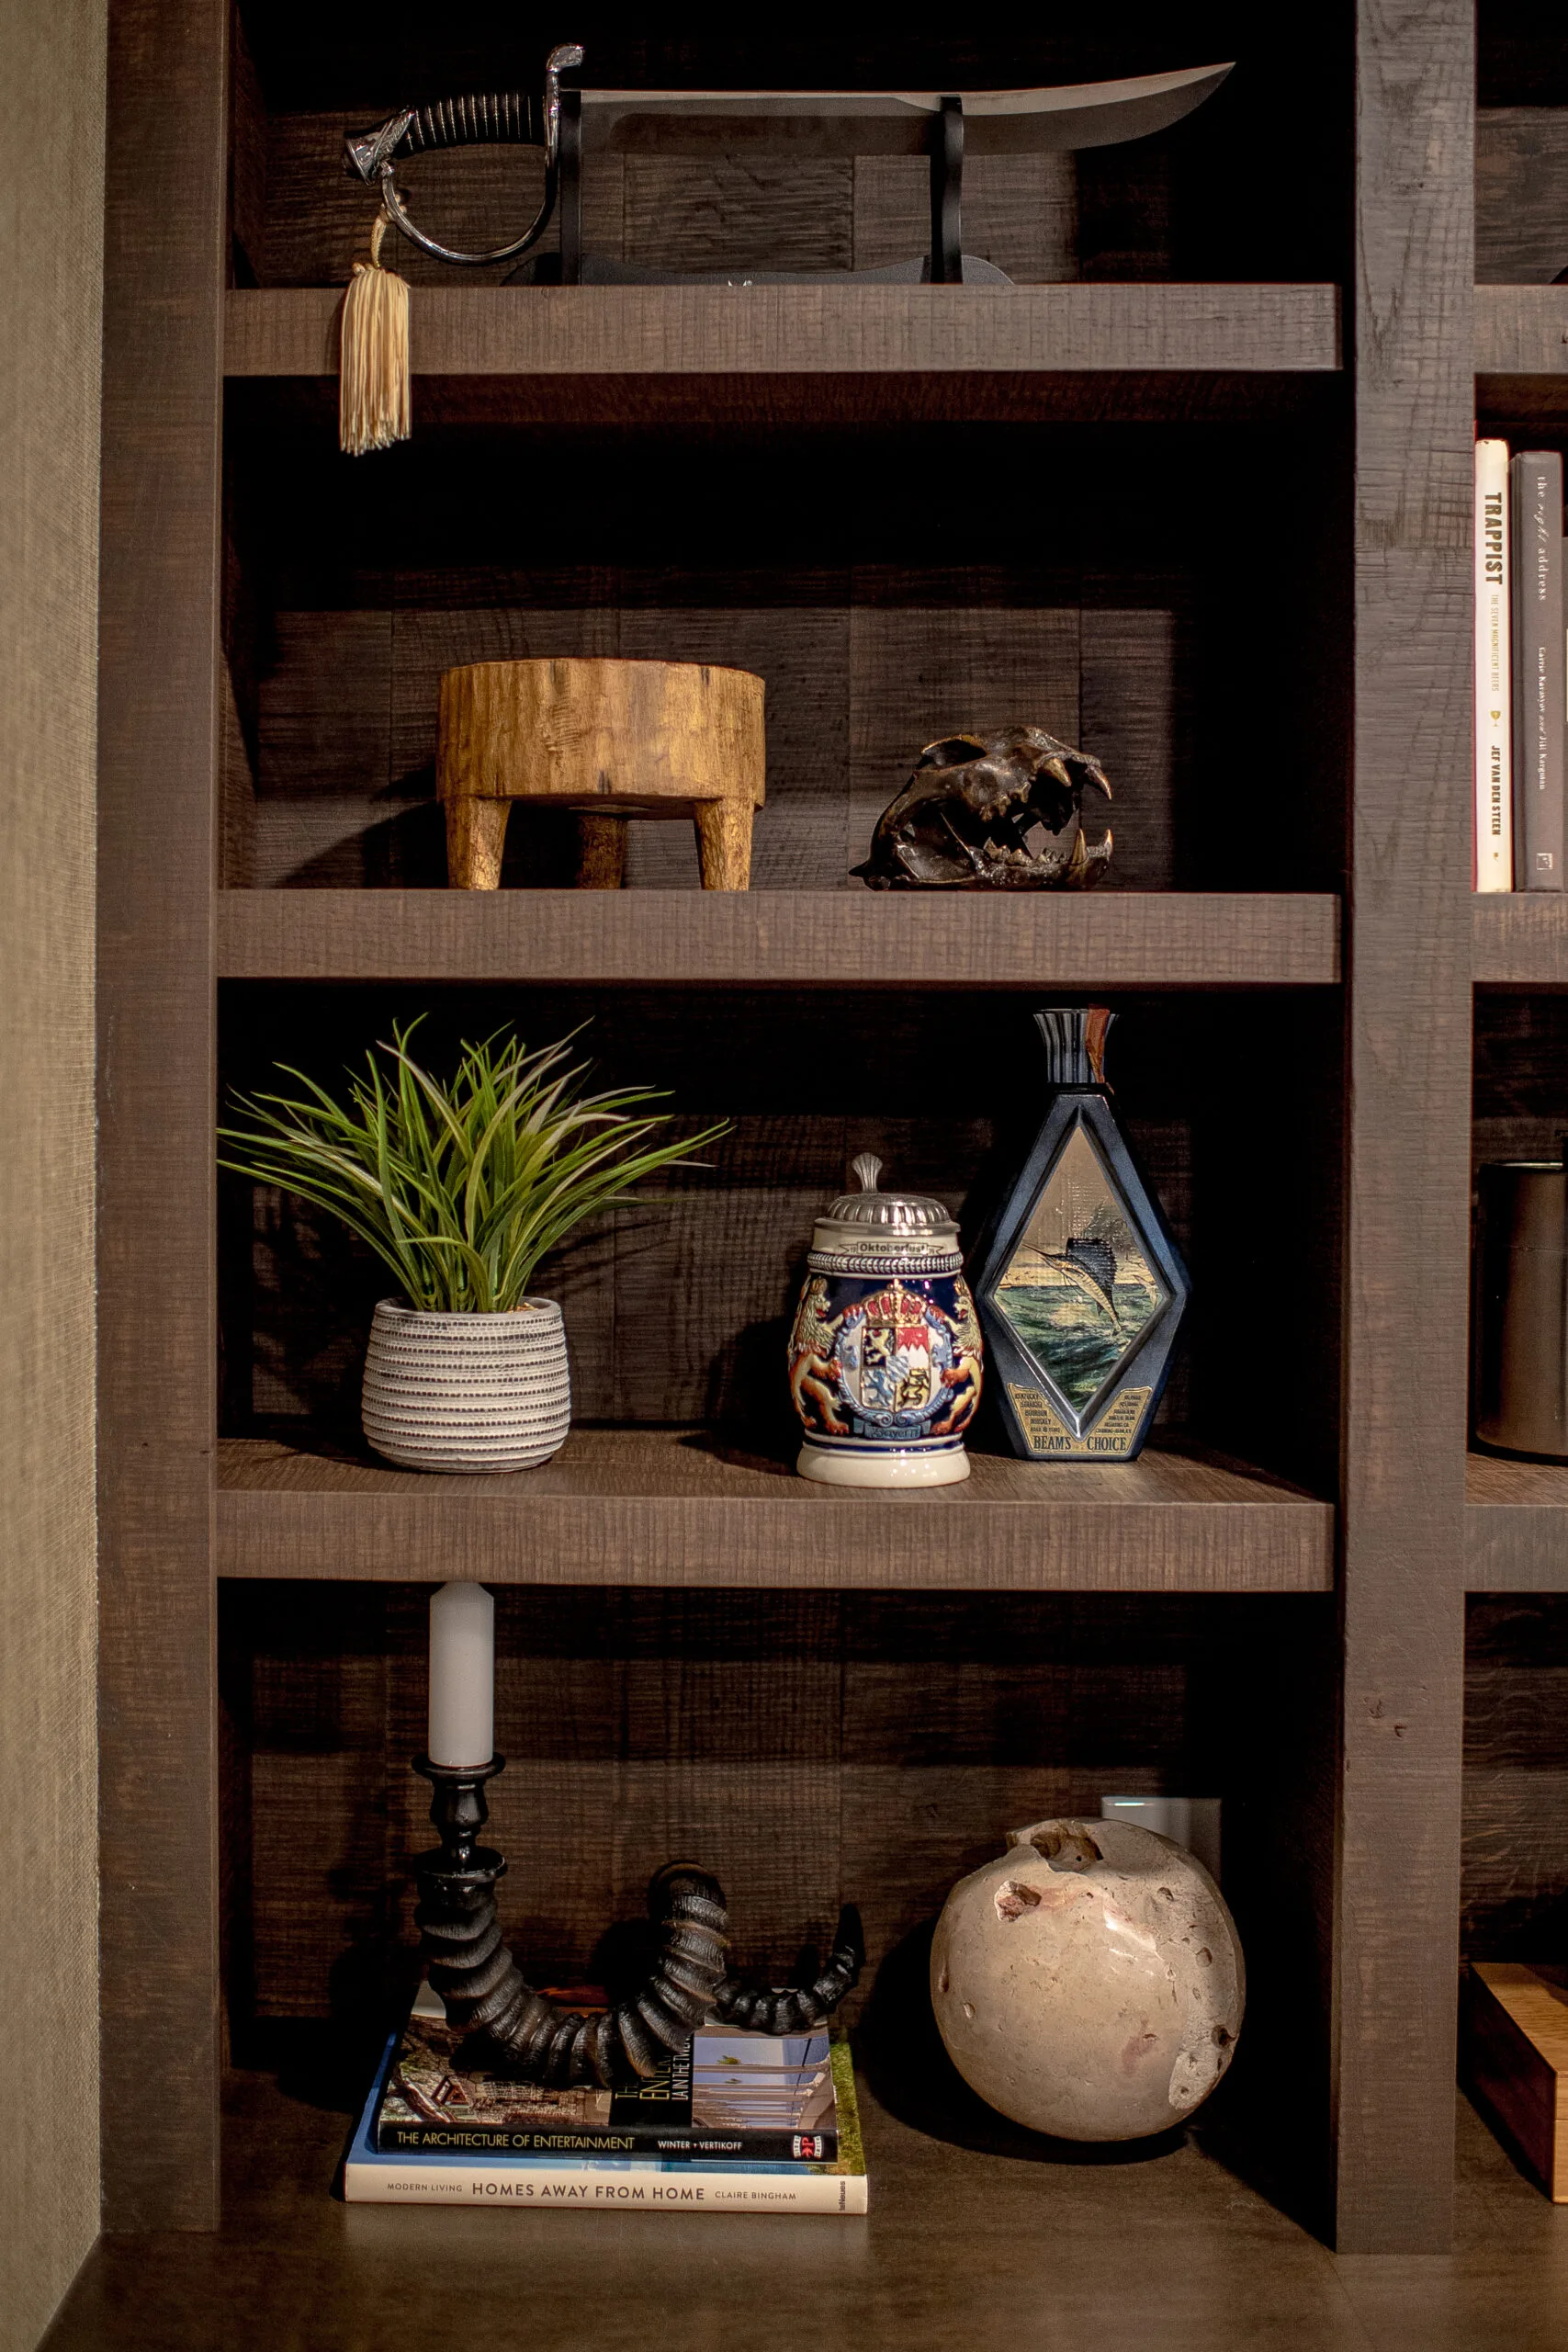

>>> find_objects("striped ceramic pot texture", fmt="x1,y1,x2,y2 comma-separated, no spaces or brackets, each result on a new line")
361,1297,571,1473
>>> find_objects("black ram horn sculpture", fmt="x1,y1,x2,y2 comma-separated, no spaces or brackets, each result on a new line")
414,1755,863,2087
853,724,1111,891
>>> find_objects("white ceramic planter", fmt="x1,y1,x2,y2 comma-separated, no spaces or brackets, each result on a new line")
361,1297,571,1473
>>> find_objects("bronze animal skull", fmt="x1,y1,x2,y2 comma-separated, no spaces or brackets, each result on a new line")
853,726,1112,891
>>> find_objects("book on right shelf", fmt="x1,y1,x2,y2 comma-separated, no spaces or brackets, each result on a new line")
1473,436,1566,893
1510,448,1565,892
1474,438,1512,890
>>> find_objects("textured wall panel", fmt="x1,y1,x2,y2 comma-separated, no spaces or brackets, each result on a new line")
0,0,106,2338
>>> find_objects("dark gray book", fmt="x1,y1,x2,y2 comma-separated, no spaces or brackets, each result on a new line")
1509,452,1565,889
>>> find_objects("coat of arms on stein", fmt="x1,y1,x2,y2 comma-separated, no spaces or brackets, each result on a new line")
788,1156,983,1487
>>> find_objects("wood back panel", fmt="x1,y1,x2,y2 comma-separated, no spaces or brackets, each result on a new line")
1478,110,1568,284
1465,1598,1568,1961
223,419,1348,899
100,0,1505,2255
1474,992,1568,1176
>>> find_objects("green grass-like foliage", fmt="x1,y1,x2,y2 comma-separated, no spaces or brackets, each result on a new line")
219,1021,728,1315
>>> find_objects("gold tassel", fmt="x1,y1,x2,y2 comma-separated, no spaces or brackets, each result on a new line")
340,211,411,456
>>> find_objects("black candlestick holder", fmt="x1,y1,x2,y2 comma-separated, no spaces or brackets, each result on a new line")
412,1751,864,2088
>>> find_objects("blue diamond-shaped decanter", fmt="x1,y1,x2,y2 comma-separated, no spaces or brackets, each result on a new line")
969,1007,1189,1462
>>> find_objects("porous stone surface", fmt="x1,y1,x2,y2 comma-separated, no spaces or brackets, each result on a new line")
930,1815,1245,2142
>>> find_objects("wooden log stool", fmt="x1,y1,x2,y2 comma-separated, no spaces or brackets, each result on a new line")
437,658,766,889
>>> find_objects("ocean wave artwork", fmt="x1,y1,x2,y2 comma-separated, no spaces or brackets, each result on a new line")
993,1124,1166,1412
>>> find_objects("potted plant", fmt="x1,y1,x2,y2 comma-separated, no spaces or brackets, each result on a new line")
220,1021,725,1473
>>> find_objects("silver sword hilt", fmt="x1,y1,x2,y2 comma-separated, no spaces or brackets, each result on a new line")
345,41,583,268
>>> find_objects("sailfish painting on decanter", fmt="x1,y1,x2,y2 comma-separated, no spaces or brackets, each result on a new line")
969,1007,1189,1462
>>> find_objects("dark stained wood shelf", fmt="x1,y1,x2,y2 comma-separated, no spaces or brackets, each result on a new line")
228,282,1343,379
216,1427,1334,1592
1467,1452,1568,1589
217,889,1343,989
223,284,1342,423
1472,892,1568,986
1474,285,1568,371
1477,285,1568,417
43,2075,1559,2352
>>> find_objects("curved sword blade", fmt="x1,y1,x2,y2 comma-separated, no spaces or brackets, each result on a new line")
581,62,1234,156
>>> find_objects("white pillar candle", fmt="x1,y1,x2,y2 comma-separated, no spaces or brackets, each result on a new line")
427,1582,494,1768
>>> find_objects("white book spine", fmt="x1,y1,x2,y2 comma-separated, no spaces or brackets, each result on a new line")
1475,437,1513,890
345,2157,868,2215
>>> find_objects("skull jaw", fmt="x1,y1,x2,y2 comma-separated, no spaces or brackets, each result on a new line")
858,825,1113,892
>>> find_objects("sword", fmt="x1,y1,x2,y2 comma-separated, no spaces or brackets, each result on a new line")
345,58,1233,273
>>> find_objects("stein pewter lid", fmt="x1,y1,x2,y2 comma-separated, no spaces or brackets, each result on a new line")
807,1154,963,1276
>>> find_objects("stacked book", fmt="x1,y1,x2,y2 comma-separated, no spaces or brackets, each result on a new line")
1473,439,1567,892
345,1982,868,2215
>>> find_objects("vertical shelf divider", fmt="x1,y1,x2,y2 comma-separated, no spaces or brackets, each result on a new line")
96,0,225,2231
1332,0,1473,2253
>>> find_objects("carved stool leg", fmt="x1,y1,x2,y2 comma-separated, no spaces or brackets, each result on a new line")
694,797,754,890
446,797,511,890
576,813,627,889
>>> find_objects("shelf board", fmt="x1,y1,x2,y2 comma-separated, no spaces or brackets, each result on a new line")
42,2076,1562,2349
216,889,1342,988
1476,286,1568,419
1467,1452,1568,1589
225,284,1342,424
217,1427,1333,1592
1472,891,1568,986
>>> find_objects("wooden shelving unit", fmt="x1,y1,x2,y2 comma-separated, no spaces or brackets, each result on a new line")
1472,112,1568,1590
1471,906,1568,1595
95,1,1478,2283
1463,45,1568,2238
1471,52,1568,1633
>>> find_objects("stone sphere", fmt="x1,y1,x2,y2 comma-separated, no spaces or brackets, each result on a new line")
930,1816,1245,2142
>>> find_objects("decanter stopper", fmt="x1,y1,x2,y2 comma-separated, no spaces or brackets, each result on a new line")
1034,1006,1116,1087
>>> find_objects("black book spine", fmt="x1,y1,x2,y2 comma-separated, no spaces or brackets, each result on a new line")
375,2120,835,2162
1509,451,1566,889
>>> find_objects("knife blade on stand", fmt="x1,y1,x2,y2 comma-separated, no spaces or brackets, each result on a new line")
345,59,1235,285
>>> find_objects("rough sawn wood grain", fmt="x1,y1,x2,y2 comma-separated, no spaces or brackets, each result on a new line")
1332,0,1473,2255
216,1429,1334,1592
